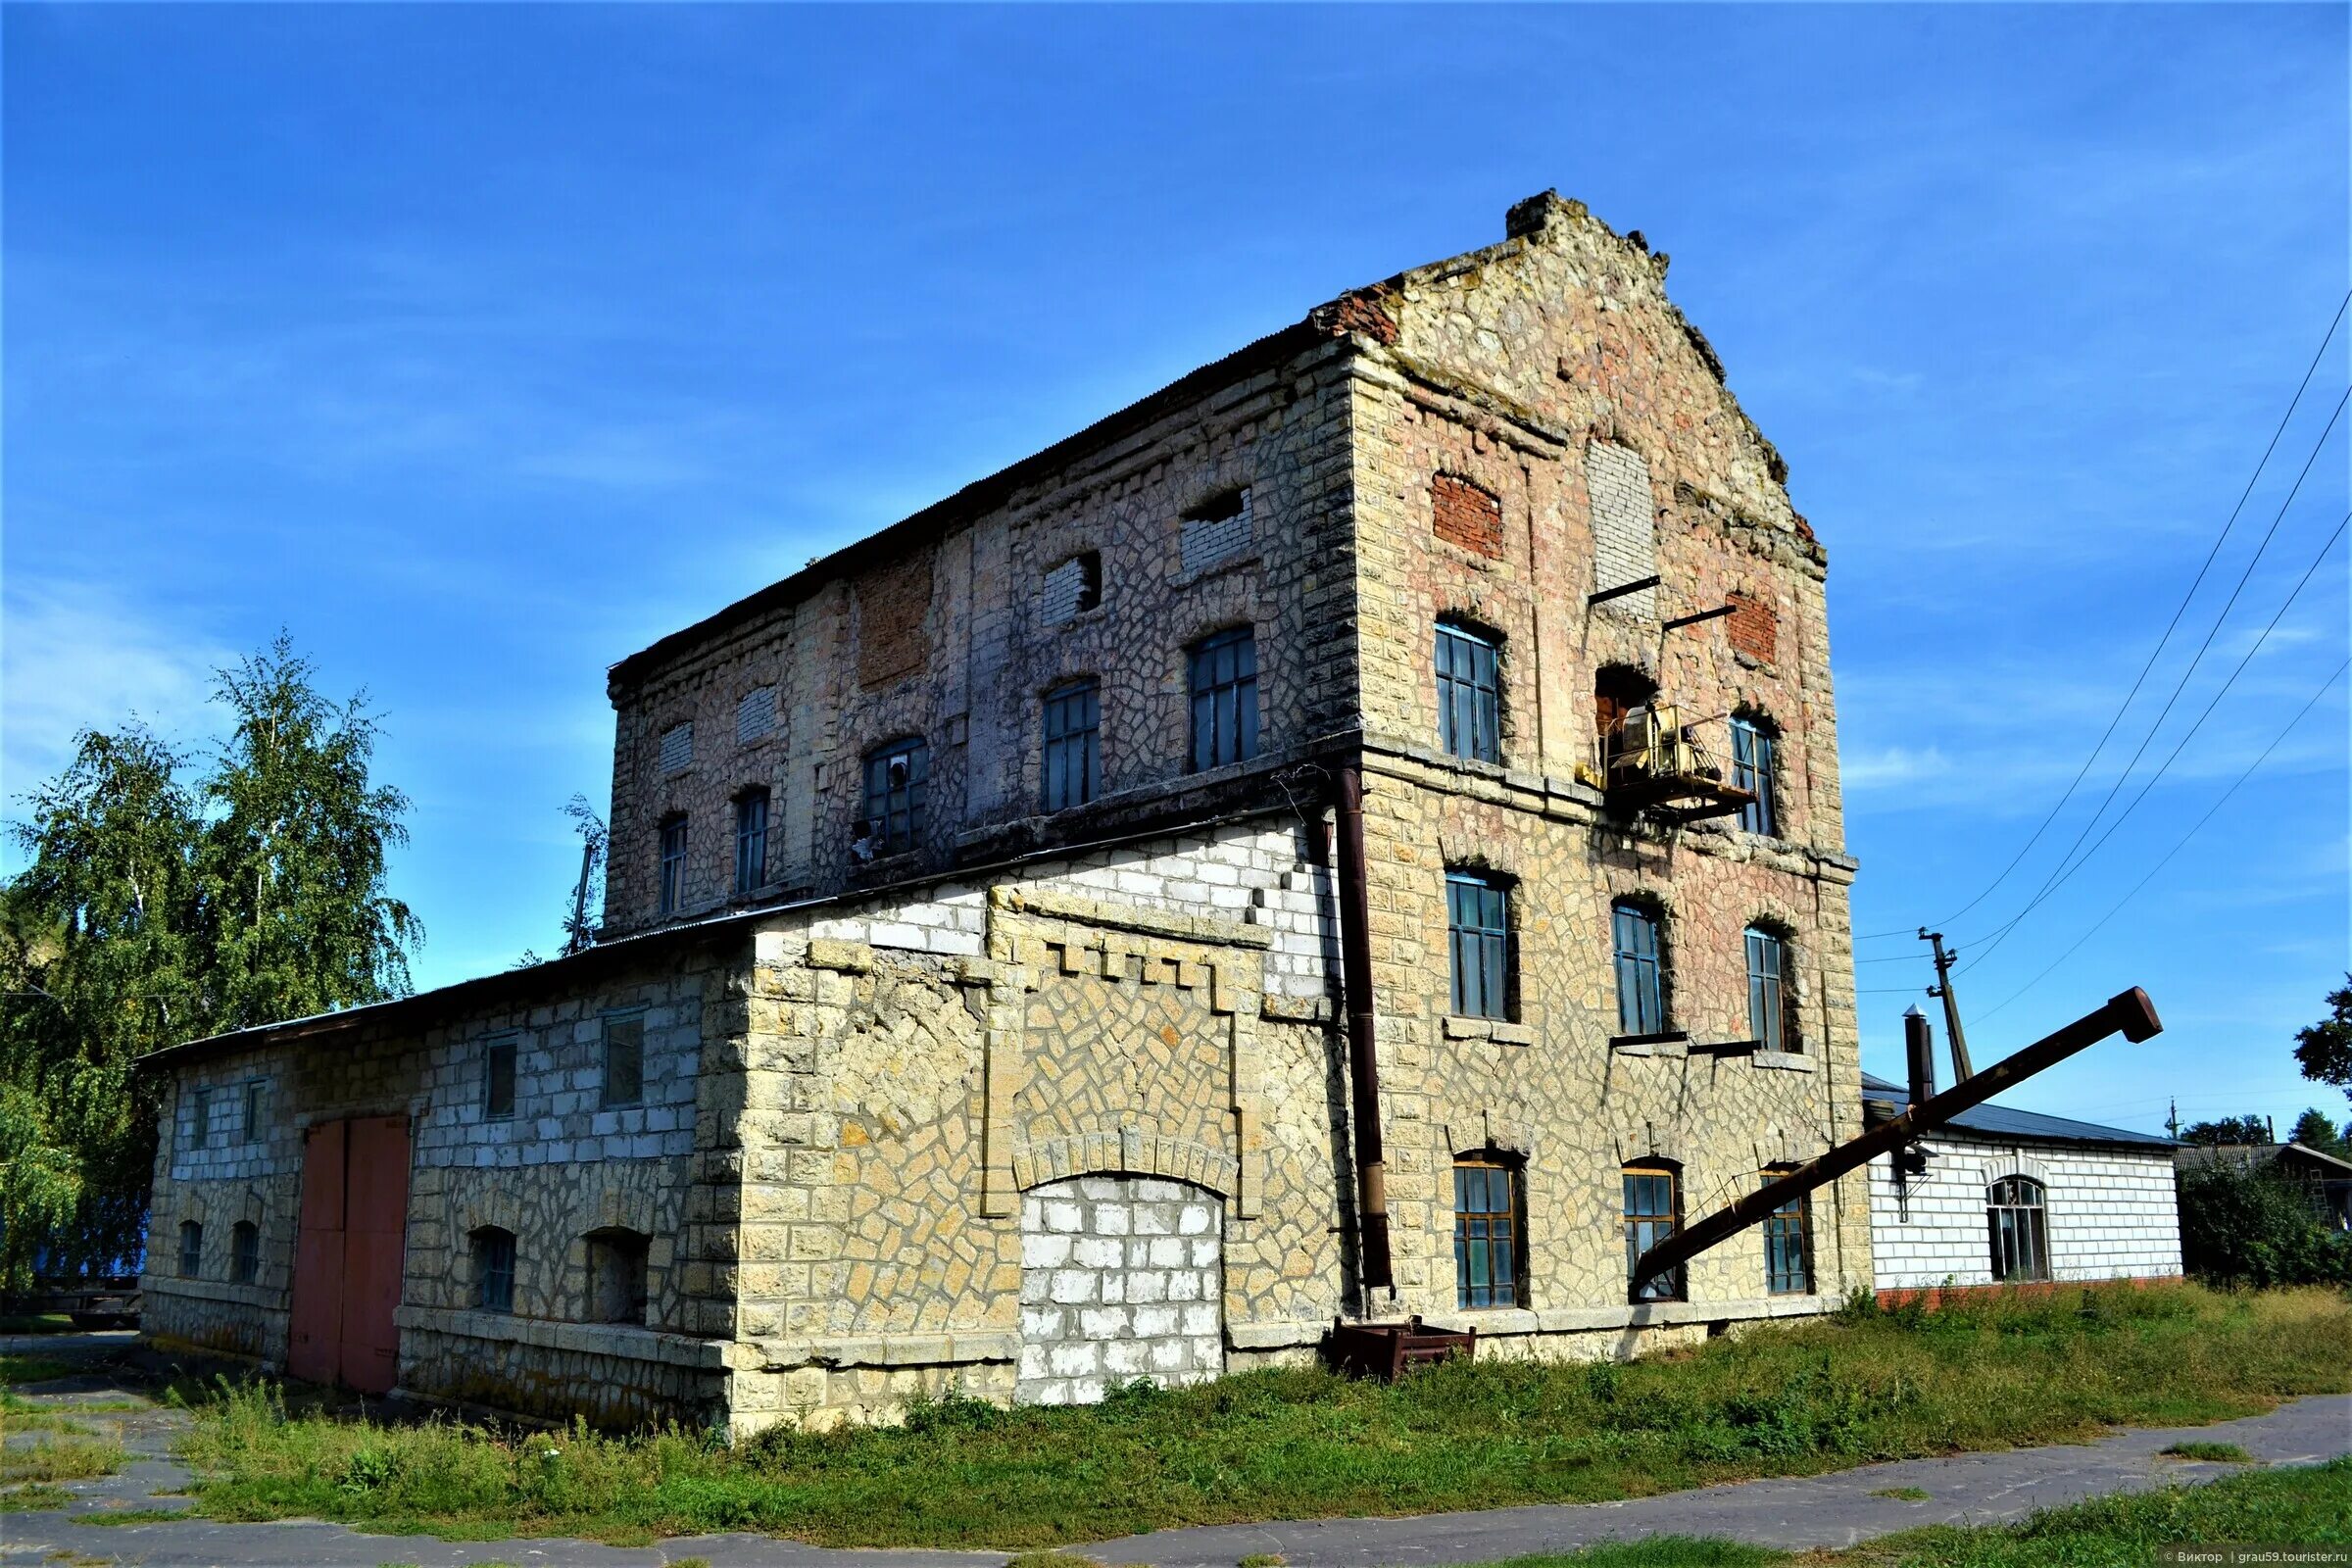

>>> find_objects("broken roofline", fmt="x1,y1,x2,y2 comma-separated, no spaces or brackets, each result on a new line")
602,190,1674,698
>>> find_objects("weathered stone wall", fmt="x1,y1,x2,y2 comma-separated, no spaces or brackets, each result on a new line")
1868,1135,2184,1291
143,945,743,1428
602,342,1361,938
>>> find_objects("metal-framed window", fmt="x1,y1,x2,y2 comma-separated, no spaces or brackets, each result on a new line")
860,739,929,857
1446,872,1512,1020
734,789,769,894
473,1228,516,1314
1452,1157,1526,1309
1987,1175,2051,1282
1624,1163,1684,1302
1762,1172,1813,1295
1436,620,1502,763
1612,901,1666,1036
482,1034,517,1121
1746,926,1798,1054
1731,717,1776,836
658,815,688,915
1187,628,1258,771
601,1012,645,1109
177,1220,203,1279
230,1220,260,1285
1042,680,1101,811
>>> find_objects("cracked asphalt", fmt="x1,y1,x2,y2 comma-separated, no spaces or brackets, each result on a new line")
3,1332,2345,1568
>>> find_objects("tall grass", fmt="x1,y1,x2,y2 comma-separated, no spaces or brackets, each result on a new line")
174,1282,2352,1549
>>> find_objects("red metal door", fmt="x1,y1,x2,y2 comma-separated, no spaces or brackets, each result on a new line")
340,1116,410,1395
286,1116,409,1394
288,1121,347,1386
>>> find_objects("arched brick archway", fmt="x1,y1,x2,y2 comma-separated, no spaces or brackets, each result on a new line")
1015,1174,1222,1405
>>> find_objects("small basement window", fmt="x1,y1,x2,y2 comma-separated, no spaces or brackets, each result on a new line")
473,1227,517,1314
586,1228,650,1325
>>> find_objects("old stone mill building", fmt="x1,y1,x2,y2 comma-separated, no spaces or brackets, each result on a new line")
142,192,1867,1431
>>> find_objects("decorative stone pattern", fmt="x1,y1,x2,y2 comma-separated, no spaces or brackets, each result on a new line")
1017,1175,1223,1405
1868,1133,2184,1291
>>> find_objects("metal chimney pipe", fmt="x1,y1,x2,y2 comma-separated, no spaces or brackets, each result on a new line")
1904,1004,1936,1106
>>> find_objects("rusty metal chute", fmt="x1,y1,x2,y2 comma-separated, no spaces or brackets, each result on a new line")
1626,987,2163,1302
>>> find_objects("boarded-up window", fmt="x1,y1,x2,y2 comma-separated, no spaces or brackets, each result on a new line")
1180,489,1252,574
736,686,775,745
658,722,693,775
1587,442,1656,618
1727,592,1778,663
856,551,934,689
1040,552,1102,626
1433,474,1504,559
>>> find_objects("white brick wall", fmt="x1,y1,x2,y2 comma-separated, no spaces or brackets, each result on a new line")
1586,441,1657,619
1868,1130,2182,1289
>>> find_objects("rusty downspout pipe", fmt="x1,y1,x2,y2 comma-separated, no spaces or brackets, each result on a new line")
1628,986,2163,1302
1334,765,1394,1292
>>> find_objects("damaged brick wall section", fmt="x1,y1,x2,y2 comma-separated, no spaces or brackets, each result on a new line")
1726,592,1777,664
1431,473,1504,560
856,550,935,689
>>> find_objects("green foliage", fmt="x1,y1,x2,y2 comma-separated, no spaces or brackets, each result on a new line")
2177,1161,2352,1287
2178,1113,2271,1147
166,1283,2351,1549
2289,1106,2350,1157
2294,974,2352,1114
0,634,418,1288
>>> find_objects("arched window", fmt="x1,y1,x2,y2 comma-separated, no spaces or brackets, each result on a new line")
586,1228,650,1325
230,1220,260,1285
1986,1176,2050,1283
1188,628,1258,770
1745,925,1799,1054
1623,1161,1683,1302
177,1220,204,1279
1594,665,1659,770
472,1227,516,1314
1730,713,1778,836
1435,619,1501,763
1452,1154,1525,1309
1612,899,1667,1037
859,738,929,857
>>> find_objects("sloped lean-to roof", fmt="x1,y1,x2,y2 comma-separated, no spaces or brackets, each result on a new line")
1860,1072,2180,1150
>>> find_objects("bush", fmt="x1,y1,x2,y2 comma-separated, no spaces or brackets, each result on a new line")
2177,1162,2352,1287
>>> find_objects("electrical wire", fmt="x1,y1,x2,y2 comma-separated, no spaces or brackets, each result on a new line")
1927,293,2349,928
1970,655,2348,1024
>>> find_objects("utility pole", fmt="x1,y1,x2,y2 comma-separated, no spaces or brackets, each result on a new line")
1920,928,1975,1082
2167,1098,2180,1141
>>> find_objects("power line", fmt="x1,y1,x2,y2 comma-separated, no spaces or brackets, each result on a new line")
1959,508,2349,972
1928,293,2349,929
1954,388,2349,970
1971,654,2349,1024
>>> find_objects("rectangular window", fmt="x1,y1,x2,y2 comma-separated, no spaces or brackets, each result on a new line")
1731,718,1776,836
1436,621,1502,763
602,1013,645,1109
1762,1175,1812,1295
1612,902,1665,1037
588,1230,650,1324
1446,872,1511,1020
231,1221,260,1285
482,1035,518,1120
860,740,929,856
658,816,688,915
189,1087,212,1149
1624,1165,1683,1302
734,789,770,894
474,1229,516,1314
1746,927,1796,1054
658,721,694,775
1453,1159,1524,1309
1042,680,1102,811
178,1220,203,1279
243,1081,266,1143
1188,628,1258,771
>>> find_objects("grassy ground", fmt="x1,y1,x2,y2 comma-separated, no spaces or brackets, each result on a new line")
152,1282,2351,1548
1486,1454,2352,1565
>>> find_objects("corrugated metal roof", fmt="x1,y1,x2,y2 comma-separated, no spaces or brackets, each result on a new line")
1860,1072,2179,1149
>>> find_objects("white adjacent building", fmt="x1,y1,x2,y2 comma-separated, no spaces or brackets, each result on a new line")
1863,1072,2183,1297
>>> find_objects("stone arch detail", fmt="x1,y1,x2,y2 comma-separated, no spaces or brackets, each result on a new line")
1012,1133,1237,1197
1980,1153,2052,1192
1017,1174,1224,1406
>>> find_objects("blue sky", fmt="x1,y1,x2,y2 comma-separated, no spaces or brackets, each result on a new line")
5,5,2345,1138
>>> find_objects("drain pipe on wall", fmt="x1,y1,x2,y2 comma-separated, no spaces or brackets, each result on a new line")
1333,765,1395,1294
